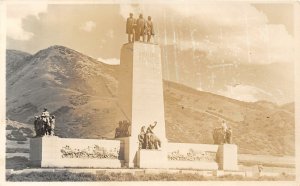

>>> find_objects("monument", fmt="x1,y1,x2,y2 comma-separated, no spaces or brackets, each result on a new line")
117,41,168,168
29,13,238,171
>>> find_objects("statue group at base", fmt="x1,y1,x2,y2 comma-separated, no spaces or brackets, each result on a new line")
34,108,55,137
213,120,232,144
138,121,161,150
114,120,131,138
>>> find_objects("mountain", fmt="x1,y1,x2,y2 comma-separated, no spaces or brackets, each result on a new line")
6,46,294,156
6,50,32,80
161,45,294,104
6,45,120,138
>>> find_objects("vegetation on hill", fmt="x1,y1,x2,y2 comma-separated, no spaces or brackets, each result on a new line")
6,46,295,156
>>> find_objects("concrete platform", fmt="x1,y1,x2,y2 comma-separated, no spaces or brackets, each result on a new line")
7,167,294,178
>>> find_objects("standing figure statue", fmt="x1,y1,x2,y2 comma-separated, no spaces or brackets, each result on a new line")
138,126,146,149
126,13,136,43
123,120,131,136
145,16,155,42
41,108,50,135
34,116,43,137
221,120,228,133
115,121,123,138
258,163,263,175
49,115,56,136
135,14,146,42
225,127,232,144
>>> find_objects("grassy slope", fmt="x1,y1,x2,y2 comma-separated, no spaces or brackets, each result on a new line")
6,47,295,156
163,81,294,156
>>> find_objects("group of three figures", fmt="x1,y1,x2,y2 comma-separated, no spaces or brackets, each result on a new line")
138,121,161,150
126,13,155,43
34,108,56,137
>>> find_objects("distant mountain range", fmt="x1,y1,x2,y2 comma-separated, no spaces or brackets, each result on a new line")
161,45,294,104
6,45,294,156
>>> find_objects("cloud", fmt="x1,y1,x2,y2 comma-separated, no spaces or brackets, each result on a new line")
97,57,120,65
219,84,273,102
7,4,48,40
119,4,141,19
79,21,96,32
106,29,114,38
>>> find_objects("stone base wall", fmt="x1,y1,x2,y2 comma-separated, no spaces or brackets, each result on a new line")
30,137,238,170
166,142,219,170
30,136,123,168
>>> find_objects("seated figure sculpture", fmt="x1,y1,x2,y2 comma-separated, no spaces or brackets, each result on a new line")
144,121,161,150
137,122,161,150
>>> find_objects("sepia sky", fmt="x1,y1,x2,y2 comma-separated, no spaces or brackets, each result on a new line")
5,2,296,103
6,2,294,65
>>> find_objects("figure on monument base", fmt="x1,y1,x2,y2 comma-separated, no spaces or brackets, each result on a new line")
126,13,136,43
138,121,161,150
114,120,131,138
34,108,56,137
213,120,233,144
145,16,155,43
138,126,146,149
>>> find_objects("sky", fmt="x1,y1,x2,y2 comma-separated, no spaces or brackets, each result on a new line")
5,2,296,103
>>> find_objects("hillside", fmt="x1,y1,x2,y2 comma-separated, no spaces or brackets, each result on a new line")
163,81,294,155
6,46,294,156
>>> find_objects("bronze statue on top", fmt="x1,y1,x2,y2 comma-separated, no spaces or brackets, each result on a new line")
126,13,155,43
126,13,136,43
145,16,155,42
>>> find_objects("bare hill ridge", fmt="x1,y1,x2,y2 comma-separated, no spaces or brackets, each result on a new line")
6,46,294,156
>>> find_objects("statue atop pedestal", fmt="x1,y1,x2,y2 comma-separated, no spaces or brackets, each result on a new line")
138,121,161,150
126,13,155,43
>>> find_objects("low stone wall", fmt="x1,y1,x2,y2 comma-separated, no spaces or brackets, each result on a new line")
166,143,219,170
30,136,123,168
30,137,238,170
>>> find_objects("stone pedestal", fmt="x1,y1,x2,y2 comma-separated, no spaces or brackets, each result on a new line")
137,150,168,169
216,144,238,170
118,42,167,168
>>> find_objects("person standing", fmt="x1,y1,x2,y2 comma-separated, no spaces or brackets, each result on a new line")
126,13,136,43
136,14,146,42
138,126,146,149
49,115,56,136
258,163,263,176
225,127,232,144
41,108,50,135
145,16,155,42
34,116,40,137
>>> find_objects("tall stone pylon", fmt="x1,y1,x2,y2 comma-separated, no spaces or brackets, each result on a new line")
118,42,168,168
